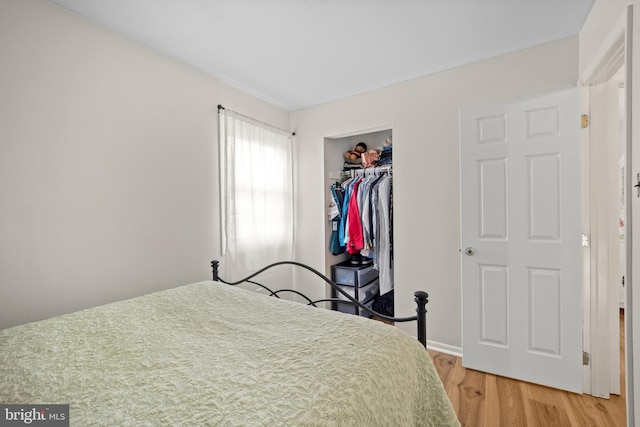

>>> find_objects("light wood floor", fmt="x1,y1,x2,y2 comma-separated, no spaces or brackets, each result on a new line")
428,310,626,426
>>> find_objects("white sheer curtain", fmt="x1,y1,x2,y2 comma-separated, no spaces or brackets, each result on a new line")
218,108,293,280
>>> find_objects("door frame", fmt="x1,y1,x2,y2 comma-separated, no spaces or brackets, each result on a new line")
584,80,623,398
579,3,633,418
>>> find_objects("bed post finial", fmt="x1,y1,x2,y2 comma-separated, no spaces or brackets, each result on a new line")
211,260,220,281
414,291,428,348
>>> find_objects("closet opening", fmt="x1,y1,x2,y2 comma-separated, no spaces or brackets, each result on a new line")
323,128,394,318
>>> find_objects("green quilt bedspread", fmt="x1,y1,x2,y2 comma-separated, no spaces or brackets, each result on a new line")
0,281,459,426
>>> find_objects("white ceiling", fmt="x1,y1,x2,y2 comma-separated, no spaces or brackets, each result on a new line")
50,0,595,111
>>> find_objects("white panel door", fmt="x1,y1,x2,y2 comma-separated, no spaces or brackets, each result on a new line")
460,89,583,393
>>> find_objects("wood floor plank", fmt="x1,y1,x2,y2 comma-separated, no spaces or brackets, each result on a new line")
485,374,527,427
521,381,574,427
431,351,457,393
454,363,485,427
525,399,573,427
563,392,619,427
482,374,500,427
558,392,583,427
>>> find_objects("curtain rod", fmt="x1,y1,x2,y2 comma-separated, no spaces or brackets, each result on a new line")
218,104,295,136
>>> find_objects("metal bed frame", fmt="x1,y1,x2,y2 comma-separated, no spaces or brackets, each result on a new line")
211,260,429,347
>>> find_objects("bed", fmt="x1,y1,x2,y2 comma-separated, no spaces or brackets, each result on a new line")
0,260,459,426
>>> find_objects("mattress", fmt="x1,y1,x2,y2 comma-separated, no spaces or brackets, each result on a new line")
0,281,459,426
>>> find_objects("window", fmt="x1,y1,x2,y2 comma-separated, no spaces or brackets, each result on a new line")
218,108,293,279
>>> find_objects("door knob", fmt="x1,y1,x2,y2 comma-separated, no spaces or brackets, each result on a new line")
464,247,475,256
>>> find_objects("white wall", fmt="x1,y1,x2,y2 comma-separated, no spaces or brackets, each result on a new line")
291,37,580,348
0,0,289,329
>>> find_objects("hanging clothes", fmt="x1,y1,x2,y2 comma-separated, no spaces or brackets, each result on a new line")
362,174,384,253
339,177,355,247
328,183,345,255
376,175,393,294
329,166,393,292
346,178,364,254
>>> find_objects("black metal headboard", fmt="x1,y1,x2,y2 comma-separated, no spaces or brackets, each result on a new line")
211,260,429,348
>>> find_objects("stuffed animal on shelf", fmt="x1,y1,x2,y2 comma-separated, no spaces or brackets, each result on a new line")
344,142,367,164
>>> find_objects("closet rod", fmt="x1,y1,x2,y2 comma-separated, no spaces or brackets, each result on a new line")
217,104,295,136
347,165,392,178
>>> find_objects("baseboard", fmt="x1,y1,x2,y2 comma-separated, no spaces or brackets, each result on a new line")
426,340,463,358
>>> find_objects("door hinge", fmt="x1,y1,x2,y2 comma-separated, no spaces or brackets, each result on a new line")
581,114,589,128
583,351,590,366
581,234,590,248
